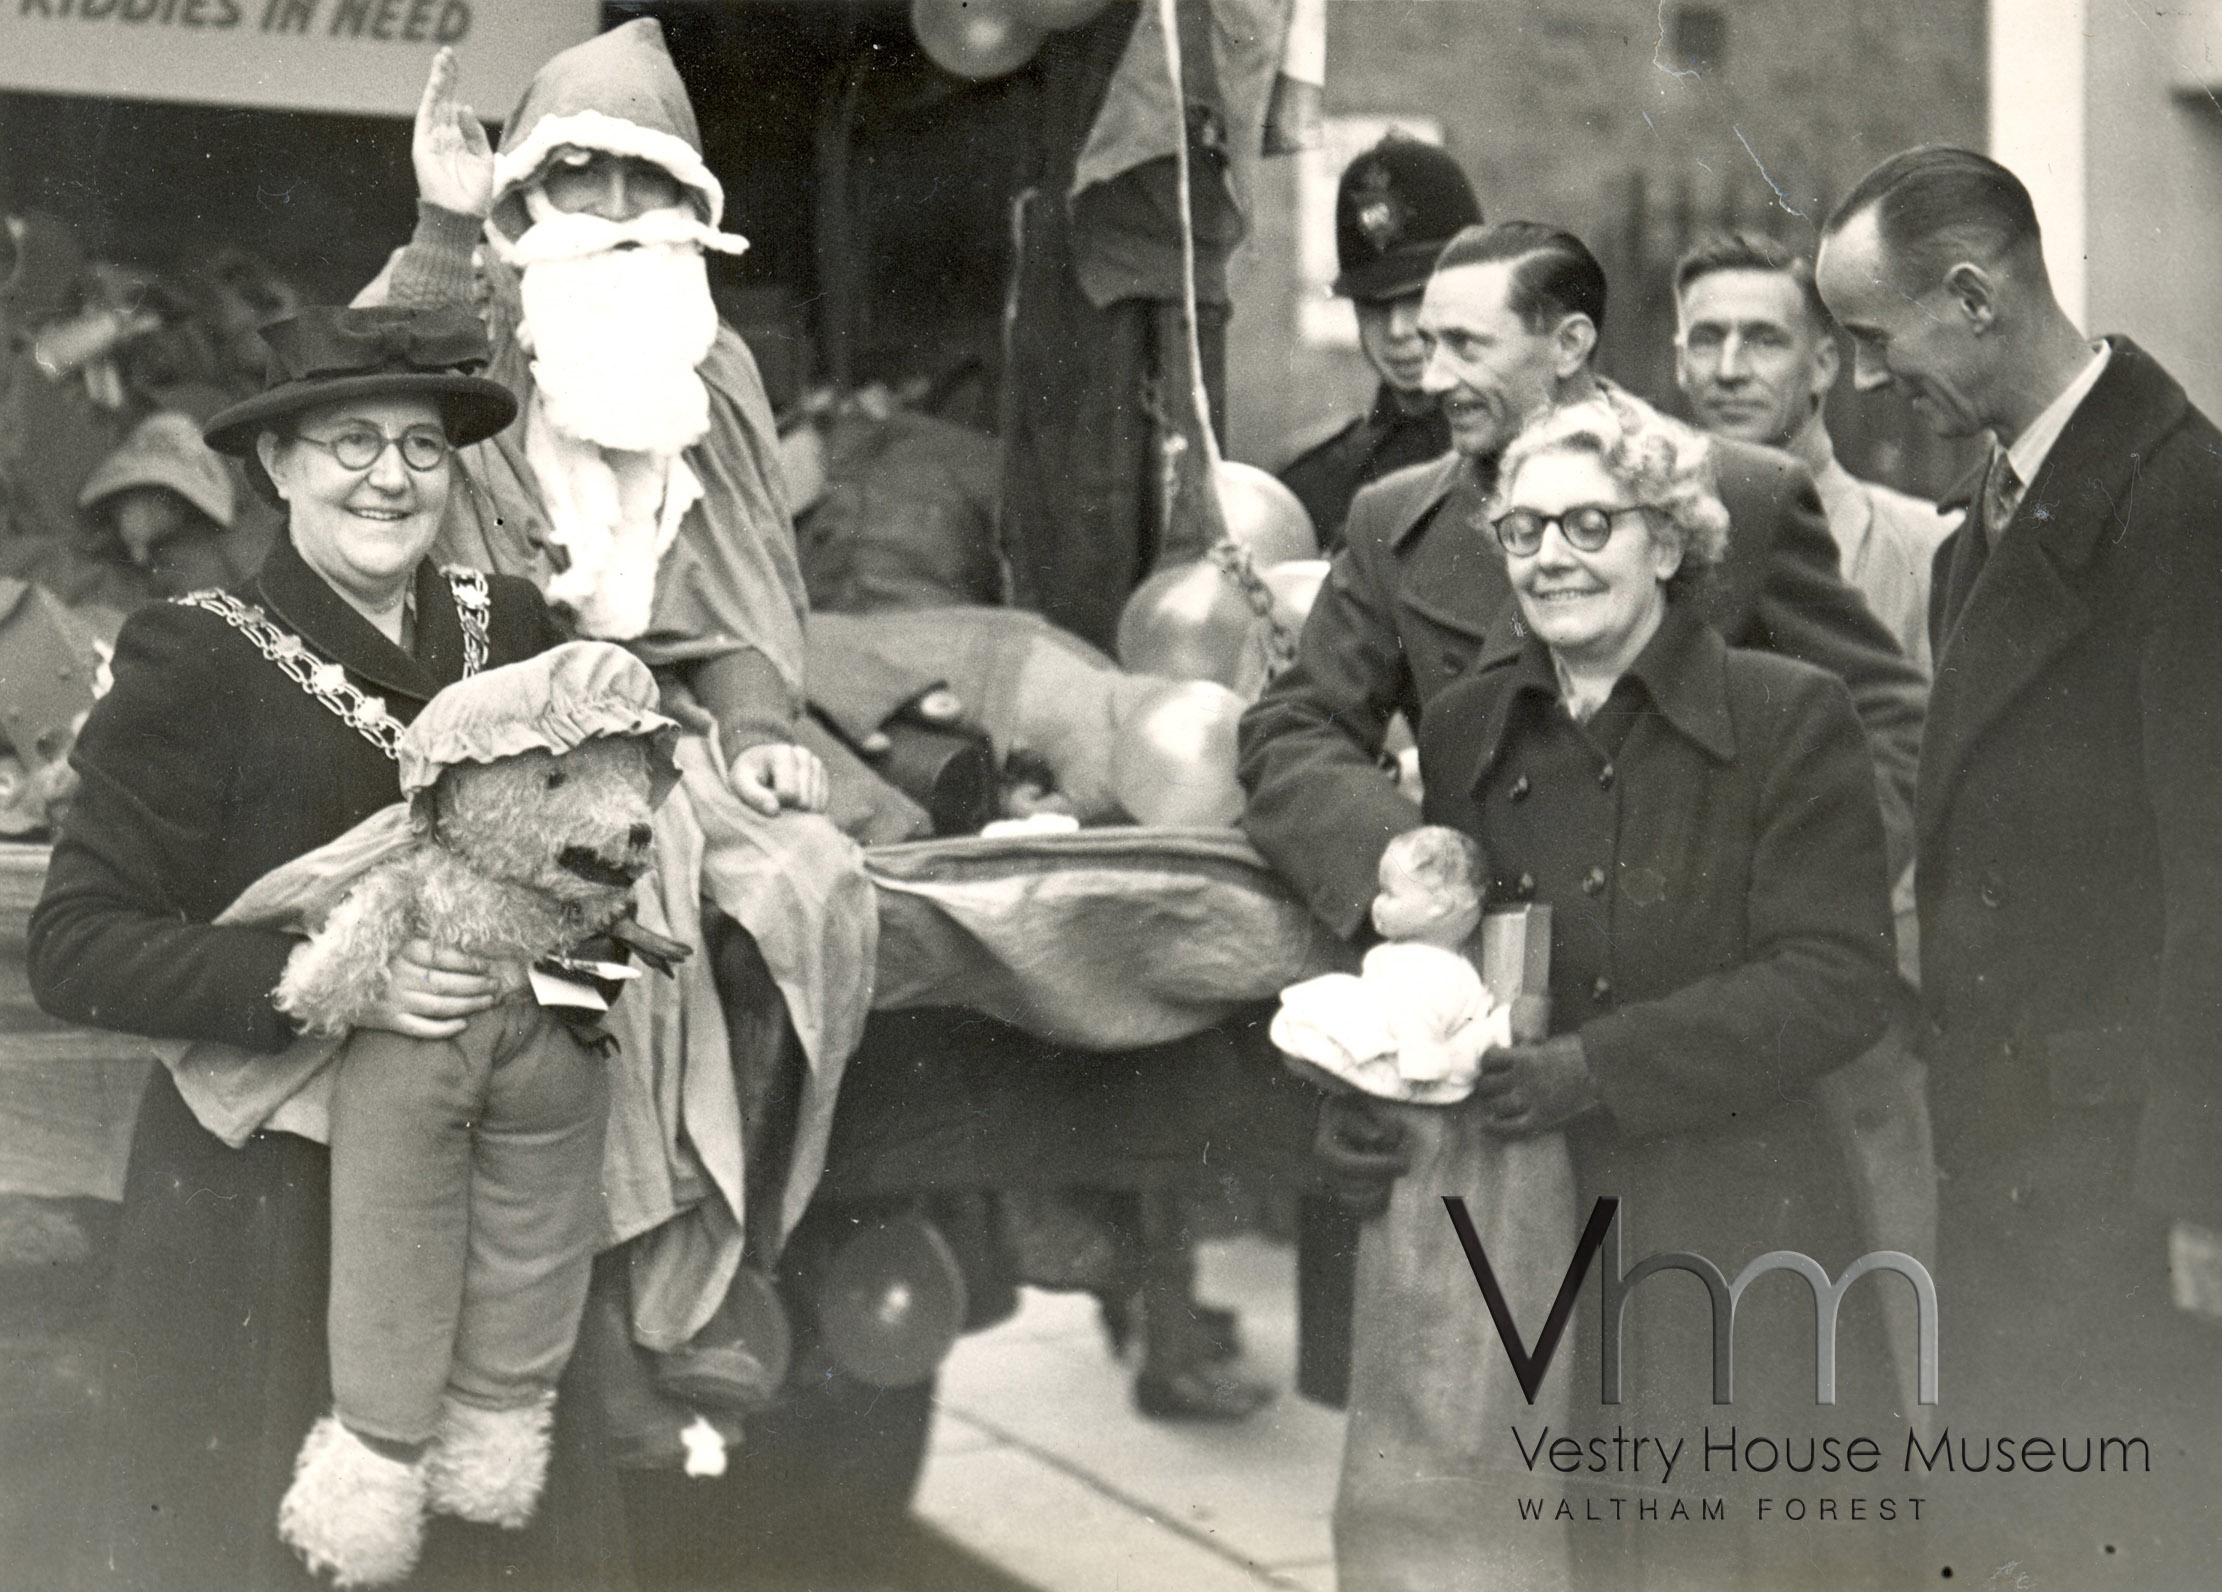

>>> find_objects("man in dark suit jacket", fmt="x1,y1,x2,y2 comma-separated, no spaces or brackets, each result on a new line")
1241,221,1925,944
1818,146,2222,1583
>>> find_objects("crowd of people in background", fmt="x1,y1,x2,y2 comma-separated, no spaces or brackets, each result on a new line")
0,217,296,620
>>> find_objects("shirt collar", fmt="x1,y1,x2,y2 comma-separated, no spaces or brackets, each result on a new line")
2004,341,2110,486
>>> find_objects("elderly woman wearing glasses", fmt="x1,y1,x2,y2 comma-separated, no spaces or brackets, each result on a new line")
1407,392,1912,1589
30,305,634,1591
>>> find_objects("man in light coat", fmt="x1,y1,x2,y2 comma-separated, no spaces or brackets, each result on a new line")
1674,229,1955,676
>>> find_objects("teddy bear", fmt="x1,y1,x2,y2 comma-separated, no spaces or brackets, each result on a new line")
272,639,681,1590
1271,825,1513,1104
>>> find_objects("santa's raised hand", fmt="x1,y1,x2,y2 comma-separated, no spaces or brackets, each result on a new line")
414,46,495,220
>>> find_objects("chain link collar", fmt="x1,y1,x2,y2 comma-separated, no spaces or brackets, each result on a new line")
173,565,493,762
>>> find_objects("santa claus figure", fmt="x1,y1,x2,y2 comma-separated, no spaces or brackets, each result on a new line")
368,21,877,1461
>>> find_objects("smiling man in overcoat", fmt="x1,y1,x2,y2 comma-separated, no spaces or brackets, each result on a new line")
1818,145,2222,1583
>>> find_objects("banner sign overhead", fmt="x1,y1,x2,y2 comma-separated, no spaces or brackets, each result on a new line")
1,0,599,119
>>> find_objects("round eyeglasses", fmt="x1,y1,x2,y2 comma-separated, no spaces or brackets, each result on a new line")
293,426,452,474
1491,503,1647,557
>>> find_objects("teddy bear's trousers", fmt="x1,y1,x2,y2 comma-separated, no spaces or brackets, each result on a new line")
325,996,610,1447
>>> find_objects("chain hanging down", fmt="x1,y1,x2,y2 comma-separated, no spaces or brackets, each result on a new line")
173,566,494,761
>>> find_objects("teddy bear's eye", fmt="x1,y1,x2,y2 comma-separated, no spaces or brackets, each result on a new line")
545,770,568,790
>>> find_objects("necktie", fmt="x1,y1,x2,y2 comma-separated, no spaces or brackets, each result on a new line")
1982,447,2023,548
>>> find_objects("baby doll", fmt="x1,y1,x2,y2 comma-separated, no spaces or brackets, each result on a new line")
1271,826,1512,1103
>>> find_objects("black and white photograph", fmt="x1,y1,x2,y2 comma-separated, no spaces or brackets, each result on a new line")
0,1,2216,1588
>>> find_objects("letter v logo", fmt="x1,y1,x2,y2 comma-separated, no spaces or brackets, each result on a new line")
1444,1194,1618,1403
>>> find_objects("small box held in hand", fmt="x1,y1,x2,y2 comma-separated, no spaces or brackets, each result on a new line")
1481,904,1552,1042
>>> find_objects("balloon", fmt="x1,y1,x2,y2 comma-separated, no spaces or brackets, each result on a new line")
1116,560,1254,690
1112,679,1246,828
911,0,1045,81
1018,0,1113,28
1216,460,1318,568
1116,554,1328,695
1116,465,1320,693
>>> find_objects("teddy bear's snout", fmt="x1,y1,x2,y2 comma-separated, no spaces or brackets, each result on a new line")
557,838,653,888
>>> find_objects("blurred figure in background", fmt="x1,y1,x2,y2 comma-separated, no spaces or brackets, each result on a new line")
1277,136,1480,552
1674,230,1954,674
0,411,266,626
0,212,134,551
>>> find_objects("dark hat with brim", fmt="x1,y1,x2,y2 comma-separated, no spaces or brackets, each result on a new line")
202,303,517,458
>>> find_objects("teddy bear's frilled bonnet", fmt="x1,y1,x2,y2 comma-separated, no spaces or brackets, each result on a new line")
397,638,681,807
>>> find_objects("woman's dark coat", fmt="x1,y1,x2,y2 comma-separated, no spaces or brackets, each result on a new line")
29,536,630,1591
1419,603,1909,1583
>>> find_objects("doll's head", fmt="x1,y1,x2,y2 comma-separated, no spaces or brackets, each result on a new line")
1371,825,1485,949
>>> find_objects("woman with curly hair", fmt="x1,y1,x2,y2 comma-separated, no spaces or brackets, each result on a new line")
1336,392,1913,1591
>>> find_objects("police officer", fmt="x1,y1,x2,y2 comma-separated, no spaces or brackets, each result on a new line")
1277,136,1482,551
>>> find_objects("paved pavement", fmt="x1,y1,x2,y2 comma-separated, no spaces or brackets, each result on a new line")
914,1235,1346,1592
0,1206,1341,1592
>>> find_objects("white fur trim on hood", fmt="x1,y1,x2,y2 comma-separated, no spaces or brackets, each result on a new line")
494,108,726,229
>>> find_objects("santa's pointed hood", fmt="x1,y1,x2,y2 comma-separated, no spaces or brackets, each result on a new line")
490,18,724,239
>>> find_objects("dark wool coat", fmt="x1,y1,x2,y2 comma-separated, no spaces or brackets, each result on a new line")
1238,431,1927,942
28,537,633,1592
1420,603,1902,1229
1915,338,2222,1579
1419,605,1910,1588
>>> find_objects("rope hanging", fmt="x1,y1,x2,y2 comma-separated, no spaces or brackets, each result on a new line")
1153,0,1298,677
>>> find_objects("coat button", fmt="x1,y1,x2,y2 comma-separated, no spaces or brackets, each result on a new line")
1441,648,1466,673
1591,976,1613,1003
1581,866,1607,897
1509,775,1531,801
1979,873,2004,909
1515,873,1537,899
1598,763,1615,790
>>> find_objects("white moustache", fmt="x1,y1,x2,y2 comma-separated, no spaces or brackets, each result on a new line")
492,205,750,270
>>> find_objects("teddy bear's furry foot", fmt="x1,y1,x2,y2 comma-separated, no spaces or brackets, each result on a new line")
277,1414,428,1588
424,1392,557,1529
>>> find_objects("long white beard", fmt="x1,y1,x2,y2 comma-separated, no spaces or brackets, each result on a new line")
508,208,735,455
498,206,745,638
524,412,702,640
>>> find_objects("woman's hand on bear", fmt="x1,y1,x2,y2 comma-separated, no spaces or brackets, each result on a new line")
1474,1035,1602,1136
357,938,505,1039
728,742,830,817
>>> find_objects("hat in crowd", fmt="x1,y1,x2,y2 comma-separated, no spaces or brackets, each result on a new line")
78,412,237,529
201,303,518,459
1333,135,1483,303
488,18,723,240
397,639,679,802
